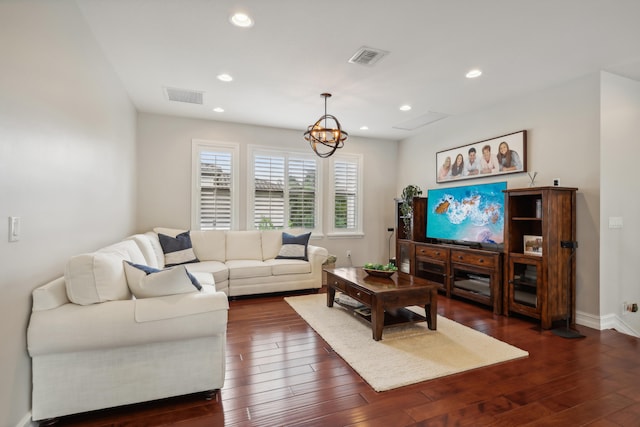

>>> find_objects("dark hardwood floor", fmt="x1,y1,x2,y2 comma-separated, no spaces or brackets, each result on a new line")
52,289,640,426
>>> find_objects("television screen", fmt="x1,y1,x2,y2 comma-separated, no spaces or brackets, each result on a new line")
426,181,506,244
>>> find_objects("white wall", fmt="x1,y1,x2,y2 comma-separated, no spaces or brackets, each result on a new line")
0,2,137,425
600,72,640,334
136,113,398,267
397,74,602,322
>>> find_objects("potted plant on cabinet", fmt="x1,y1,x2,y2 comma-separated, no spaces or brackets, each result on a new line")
400,184,423,237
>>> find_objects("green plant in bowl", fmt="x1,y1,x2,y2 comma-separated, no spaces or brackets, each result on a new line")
364,262,398,271
363,262,398,278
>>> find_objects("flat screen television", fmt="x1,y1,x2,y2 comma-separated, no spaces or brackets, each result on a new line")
426,181,507,246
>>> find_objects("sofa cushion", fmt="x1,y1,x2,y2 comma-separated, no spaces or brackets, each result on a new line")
145,231,166,268
189,271,215,288
265,259,312,275
123,262,201,299
185,260,229,284
276,232,311,261
126,234,162,269
225,260,271,279
190,230,226,262
65,252,132,305
226,230,263,260
158,231,199,267
260,230,283,260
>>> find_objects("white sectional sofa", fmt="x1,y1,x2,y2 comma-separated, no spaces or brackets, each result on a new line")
27,228,327,422
158,227,329,297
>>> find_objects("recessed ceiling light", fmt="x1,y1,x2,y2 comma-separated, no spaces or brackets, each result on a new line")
399,105,412,111
217,73,233,82
230,12,254,28
466,69,482,78
360,126,369,130
213,107,224,113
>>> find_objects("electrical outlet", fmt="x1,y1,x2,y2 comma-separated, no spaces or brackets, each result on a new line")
346,250,351,258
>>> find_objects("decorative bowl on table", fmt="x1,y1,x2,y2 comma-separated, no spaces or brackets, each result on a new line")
363,263,398,278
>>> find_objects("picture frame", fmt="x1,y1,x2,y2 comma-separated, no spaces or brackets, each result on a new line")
523,235,543,256
436,130,527,183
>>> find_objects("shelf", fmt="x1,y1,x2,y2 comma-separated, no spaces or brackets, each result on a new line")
453,278,491,297
514,290,537,307
512,217,542,221
513,279,537,288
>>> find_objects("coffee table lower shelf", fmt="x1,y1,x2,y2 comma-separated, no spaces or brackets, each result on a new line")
335,300,427,328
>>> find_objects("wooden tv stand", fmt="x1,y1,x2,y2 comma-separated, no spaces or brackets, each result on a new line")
412,243,503,314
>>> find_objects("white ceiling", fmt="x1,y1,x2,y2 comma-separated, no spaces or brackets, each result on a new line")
76,0,640,141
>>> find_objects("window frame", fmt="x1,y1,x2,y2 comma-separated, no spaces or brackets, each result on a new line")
328,153,364,237
247,145,322,235
191,139,240,230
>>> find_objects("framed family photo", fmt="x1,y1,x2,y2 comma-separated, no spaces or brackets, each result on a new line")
523,235,543,256
436,130,527,183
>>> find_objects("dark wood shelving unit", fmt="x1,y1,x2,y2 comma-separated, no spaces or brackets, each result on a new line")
503,186,578,329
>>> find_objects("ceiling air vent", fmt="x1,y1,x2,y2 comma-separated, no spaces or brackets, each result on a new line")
163,87,204,105
348,46,389,66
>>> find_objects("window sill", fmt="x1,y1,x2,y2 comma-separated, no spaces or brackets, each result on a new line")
326,232,364,239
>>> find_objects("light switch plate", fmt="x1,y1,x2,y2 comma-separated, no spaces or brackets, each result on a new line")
609,216,623,229
9,216,20,242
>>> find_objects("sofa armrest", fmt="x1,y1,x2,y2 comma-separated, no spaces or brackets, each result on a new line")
28,286,228,356
33,277,69,312
307,245,329,271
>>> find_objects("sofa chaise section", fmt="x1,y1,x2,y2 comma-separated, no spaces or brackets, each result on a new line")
27,238,229,422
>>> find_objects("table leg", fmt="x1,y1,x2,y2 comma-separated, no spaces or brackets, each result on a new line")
371,302,384,341
327,286,336,307
425,288,437,330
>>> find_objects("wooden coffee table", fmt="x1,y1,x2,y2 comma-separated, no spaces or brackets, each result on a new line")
325,267,437,341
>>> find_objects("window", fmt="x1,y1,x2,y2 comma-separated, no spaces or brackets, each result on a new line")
191,140,239,230
329,154,363,236
249,147,320,232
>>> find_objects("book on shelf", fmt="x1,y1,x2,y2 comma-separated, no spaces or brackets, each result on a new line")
335,293,364,309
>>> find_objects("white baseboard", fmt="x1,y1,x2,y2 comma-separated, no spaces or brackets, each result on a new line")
16,412,35,427
576,310,639,337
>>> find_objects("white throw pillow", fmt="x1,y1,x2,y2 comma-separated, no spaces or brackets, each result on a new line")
123,262,200,299
65,252,132,305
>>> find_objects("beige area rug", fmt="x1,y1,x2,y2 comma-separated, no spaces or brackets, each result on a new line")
285,293,528,392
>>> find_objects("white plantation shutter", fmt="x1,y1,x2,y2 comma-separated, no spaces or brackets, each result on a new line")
250,148,319,231
254,155,285,228
288,157,317,229
192,140,239,230
330,155,363,235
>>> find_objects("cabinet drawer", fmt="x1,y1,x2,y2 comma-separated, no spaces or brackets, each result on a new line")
328,276,372,305
345,286,372,305
451,250,497,268
415,244,448,261
329,276,348,293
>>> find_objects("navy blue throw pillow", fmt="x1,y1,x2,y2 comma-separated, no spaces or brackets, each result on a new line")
158,231,199,267
276,232,311,261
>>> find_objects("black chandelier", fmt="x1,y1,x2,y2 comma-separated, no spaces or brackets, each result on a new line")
304,93,348,158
